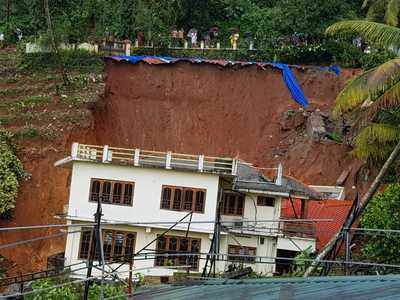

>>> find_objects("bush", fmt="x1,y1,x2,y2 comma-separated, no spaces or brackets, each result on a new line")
361,184,400,265
25,279,126,300
19,49,103,72
133,39,370,67
0,131,24,218
360,49,397,70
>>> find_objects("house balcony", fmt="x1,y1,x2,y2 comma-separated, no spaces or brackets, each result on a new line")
56,142,238,176
279,219,316,239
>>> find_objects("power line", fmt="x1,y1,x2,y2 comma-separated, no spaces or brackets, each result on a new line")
0,223,95,232
0,229,83,250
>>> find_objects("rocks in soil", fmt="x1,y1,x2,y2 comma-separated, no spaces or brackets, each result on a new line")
306,111,327,140
280,109,307,131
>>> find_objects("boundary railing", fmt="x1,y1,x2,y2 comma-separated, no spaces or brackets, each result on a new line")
71,143,237,175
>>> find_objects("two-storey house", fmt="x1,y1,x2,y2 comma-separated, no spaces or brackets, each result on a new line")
56,143,321,278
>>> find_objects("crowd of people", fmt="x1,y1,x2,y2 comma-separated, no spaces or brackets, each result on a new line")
136,26,244,49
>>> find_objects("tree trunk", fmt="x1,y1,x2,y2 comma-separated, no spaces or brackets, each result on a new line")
6,0,10,26
304,140,400,277
43,0,69,85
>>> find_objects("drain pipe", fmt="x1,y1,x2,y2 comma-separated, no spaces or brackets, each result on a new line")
275,163,283,186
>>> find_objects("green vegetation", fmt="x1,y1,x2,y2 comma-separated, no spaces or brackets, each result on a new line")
6,95,51,113
19,50,103,72
288,246,315,276
361,184,400,265
327,19,400,163
25,278,126,300
0,0,361,43
0,0,369,66
0,131,24,218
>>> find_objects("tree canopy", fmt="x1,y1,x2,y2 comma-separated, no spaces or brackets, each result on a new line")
0,0,362,45
361,184,400,264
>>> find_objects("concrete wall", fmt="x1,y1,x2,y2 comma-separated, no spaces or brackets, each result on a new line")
65,222,213,277
277,236,315,252
68,161,220,233
218,234,277,275
221,193,282,234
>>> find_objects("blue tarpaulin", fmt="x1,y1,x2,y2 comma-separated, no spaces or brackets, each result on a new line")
107,55,331,108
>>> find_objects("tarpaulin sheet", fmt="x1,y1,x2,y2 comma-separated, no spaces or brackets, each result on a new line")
109,55,315,108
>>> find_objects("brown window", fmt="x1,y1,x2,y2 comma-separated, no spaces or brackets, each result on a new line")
257,196,275,207
228,245,256,263
221,193,245,216
160,185,206,213
79,230,91,259
155,235,201,270
124,233,135,260
89,179,134,206
78,228,136,262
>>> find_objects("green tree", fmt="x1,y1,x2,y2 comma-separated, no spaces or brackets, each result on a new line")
362,0,400,26
361,184,400,264
0,131,24,218
326,20,400,162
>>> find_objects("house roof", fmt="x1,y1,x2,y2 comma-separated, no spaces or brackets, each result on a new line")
281,198,353,250
234,163,322,199
132,275,400,300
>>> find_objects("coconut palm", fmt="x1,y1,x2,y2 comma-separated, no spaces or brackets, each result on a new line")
362,0,400,26
304,19,400,277
325,20,400,162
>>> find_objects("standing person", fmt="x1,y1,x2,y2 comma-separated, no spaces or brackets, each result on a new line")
187,28,197,48
204,33,211,48
15,28,22,42
137,31,145,47
0,32,4,49
178,28,185,47
171,27,178,47
209,26,219,47
229,29,239,49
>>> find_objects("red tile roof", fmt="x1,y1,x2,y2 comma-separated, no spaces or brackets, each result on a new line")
281,198,353,250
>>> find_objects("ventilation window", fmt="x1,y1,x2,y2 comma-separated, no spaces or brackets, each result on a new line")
257,196,275,207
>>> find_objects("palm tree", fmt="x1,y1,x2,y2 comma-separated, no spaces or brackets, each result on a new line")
327,20,400,162
362,0,400,26
304,19,400,276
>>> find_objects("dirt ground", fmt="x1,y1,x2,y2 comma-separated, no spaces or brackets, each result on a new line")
0,57,364,276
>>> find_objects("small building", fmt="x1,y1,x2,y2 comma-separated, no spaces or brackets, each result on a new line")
56,143,322,278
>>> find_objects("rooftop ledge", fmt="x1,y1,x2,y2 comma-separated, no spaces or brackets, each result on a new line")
55,143,238,176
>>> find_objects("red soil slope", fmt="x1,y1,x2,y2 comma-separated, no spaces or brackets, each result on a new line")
1,60,362,276
96,61,359,187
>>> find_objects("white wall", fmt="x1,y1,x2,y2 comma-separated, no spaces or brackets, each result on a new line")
68,161,220,233
221,193,282,234
218,234,276,275
277,236,316,252
65,223,213,277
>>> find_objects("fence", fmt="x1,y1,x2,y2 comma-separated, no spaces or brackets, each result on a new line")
71,143,237,176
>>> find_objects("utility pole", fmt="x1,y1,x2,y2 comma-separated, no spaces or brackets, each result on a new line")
127,256,133,295
83,197,103,300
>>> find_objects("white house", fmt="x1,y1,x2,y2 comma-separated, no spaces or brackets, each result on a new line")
55,143,321,278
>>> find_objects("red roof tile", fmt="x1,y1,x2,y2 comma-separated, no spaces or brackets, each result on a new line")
281,198,353,250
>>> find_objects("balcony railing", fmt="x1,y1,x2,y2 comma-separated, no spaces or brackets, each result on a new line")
280,220,316,239
70,143,238,176
222,218,316,239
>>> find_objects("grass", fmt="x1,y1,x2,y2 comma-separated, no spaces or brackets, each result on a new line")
13,125,62,141
13,126,40,140
0,87,25,97
6,95,52,112
0,77,19,84
0,115,17,125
